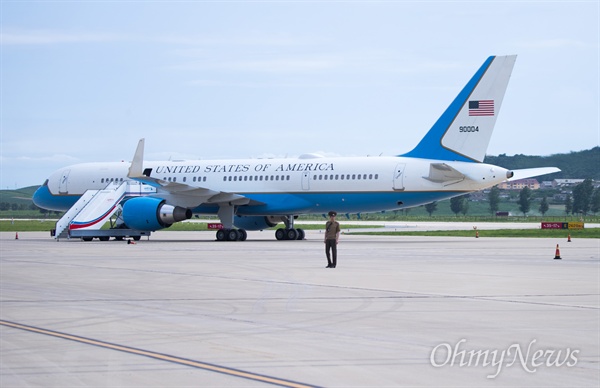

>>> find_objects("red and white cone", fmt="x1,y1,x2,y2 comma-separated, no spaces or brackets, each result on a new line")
554,244,562,260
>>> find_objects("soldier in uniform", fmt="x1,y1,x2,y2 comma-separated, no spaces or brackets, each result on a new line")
324,211,340,268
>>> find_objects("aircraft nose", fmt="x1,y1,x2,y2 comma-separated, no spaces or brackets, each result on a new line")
32,183,49,209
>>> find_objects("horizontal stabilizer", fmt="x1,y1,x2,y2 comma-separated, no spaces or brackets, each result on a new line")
507,167,561,181
424,163,465,183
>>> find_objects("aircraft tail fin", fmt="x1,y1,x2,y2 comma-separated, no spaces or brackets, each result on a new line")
402,55,517,163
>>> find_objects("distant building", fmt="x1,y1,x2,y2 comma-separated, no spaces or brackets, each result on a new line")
498,178,540,190
553,179,585,188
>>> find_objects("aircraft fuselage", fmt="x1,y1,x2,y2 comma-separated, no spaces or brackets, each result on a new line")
35,155,510,216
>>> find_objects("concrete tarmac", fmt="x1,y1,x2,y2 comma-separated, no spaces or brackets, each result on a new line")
1,231,598,387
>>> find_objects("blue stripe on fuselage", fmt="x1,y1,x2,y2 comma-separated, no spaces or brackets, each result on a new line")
192,191,465,216
32,185,80,212
34,184,465,217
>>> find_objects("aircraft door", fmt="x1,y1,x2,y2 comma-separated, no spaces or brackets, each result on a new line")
302,172,311,190
59,169,71,194
393,164,406,191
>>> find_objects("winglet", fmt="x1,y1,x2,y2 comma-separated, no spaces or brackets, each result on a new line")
127,138,145,178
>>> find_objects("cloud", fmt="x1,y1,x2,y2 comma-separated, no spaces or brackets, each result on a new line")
516,38,587,49
157,34,316,47
0,154,80,164
1,30,123,45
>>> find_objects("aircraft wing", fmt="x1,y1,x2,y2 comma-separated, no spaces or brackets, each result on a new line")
507,167,561,181
127,138,257,208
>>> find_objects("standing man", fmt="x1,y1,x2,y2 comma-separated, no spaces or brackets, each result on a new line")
324,211,340,268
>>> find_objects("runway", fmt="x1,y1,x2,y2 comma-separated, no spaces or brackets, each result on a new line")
1,231,598,387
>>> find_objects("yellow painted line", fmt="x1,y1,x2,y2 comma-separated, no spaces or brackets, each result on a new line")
1,320,318,388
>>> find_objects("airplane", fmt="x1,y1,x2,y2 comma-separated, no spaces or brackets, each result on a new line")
33,55,560,241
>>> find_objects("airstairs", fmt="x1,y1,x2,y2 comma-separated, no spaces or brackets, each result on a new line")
54,181,151,241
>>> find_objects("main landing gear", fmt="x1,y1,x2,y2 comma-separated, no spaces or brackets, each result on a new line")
214,209,304,241
216,228,248,241
275,228,305,240
274,215,304,240
216,227,304,241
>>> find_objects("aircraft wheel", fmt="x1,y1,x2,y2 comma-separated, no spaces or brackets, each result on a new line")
133,236,141,241
296,228,305,240
227,229,239,241
237,229,247,241
216,229,227,241
275,228,286,240
286,228,298,240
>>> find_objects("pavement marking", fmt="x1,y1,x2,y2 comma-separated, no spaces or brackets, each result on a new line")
0,320,319,388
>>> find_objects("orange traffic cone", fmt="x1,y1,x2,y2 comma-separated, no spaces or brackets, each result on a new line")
475,230,479,238
567,234,571,242
554,244,562,260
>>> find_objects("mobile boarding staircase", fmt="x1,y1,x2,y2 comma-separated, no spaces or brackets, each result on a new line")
54,181,152,241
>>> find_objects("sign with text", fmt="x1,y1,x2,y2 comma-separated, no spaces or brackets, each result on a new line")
541,222,585,230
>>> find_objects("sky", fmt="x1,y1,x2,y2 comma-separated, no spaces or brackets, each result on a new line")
1,1,598,189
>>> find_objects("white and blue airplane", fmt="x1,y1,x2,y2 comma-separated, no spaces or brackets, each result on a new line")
33,55,559,241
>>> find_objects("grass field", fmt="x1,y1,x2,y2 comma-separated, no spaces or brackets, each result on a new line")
351,228,599,239
2,220,598,238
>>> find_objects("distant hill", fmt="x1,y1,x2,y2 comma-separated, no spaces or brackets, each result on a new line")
0,186,39,205
484,147,600,181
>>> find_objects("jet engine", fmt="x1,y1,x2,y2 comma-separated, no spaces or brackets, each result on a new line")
122,197,192,231
233,215,280,231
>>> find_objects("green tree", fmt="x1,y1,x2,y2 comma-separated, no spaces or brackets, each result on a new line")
591,189,600,214
460,198,470,216
425,202,437,216
488,186,500,215
450,195,466,216
518,186,532,216
539,196,549,216
572,179,594,215
565,194,573,215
